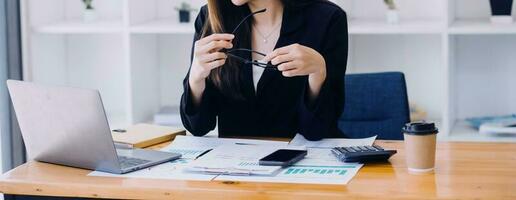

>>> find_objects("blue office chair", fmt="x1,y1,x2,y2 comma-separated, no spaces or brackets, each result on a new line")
338,72,410,140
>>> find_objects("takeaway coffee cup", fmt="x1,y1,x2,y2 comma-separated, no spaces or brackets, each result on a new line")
402,122,438,173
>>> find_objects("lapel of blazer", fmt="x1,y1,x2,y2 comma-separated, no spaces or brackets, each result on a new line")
256,7,303,96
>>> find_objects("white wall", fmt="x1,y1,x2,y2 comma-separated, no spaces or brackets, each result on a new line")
0,0,8,173
158,34,193,107
349,35,444,120
455,35,516,119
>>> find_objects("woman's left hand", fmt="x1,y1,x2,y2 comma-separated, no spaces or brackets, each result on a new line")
263,44,327,101
263,43,326,79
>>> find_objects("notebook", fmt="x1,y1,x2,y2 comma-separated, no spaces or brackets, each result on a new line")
112,124,186,148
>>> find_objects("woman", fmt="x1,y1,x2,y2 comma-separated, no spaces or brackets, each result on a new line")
180,0,348,140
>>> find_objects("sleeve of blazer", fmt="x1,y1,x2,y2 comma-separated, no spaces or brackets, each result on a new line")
297,10,348,141
180,6,218,136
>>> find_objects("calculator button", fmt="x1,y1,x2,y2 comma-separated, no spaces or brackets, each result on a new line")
351,147,361,152
331,149,340,155
365,146,377,151
373,145,384,151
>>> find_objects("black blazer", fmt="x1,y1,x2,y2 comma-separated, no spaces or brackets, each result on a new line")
180,1,348,140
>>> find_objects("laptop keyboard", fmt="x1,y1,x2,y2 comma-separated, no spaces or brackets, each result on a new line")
118,156,151,169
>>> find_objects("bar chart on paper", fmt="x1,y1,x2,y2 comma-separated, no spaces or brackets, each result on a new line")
215,164,362,185
281,165,355,177
162,148,207,159
238,162,260,167
89,158,217,181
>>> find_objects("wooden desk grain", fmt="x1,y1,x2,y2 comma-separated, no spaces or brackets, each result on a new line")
0,141,515,200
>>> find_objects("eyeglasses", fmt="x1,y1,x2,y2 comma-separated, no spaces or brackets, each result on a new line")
223,9,278,71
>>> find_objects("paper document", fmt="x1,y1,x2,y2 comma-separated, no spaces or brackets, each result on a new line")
89,158,216,181
289,134,377,148
290,134,377,166
89,136,288,180
161,135,288,159
89,135,376,184
216,163,362,185
216,134,376,185
186,144,295,176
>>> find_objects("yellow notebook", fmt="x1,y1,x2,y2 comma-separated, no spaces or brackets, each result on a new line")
112,124,186,148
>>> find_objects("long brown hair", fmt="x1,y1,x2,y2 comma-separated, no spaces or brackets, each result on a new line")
202,0,251,99
202,0,317,99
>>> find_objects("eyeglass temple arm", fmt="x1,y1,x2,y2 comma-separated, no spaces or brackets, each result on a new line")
231,8,267,35
226,53,277,69
226,53,249,63
228,48,266,57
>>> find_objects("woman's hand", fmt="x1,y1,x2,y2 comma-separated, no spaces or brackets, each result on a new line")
189,33,234,106
189,34,234,84
263,43,326,78
263,44,327,102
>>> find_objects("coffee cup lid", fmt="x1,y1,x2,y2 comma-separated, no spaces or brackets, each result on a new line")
402,122,438,135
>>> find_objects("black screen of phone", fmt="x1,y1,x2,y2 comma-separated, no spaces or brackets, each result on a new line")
260,149,306,162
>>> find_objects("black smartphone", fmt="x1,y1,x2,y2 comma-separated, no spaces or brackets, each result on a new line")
259,149,308,167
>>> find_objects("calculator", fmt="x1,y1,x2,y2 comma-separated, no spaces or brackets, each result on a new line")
331,145,397,163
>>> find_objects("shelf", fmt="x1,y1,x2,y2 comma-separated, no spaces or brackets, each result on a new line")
442,120,516,142
348,19,444,35
133,18,444,35
32,19,124,34
130,18,194,34
21,0,516,143
33,18,516,36
449,19,516,35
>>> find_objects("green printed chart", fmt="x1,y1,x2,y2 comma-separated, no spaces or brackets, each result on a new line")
280,165,357,177
165,149,206,159
169,159,189,164
238,162,259,167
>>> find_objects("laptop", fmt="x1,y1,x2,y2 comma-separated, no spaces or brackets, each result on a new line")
7,80,181,174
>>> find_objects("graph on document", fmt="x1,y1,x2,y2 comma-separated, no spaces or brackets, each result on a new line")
279,165,358,177
238,162,259,167
170,159,189,164
163,148,207,159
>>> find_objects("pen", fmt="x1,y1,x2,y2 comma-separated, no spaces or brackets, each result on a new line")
234,142,257,145
195,149,213,160
187,166,270,176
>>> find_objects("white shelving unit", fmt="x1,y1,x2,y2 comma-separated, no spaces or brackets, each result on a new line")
449,19,516,34
20,0,516,142
130,19,193,34
32,19,124,34
348,19,444,34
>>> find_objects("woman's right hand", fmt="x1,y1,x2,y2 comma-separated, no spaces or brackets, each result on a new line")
188,33,234,106
189,34,234,84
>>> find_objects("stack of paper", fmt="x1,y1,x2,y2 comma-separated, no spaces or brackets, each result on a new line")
289,134,376,148
215,134,376,185
89,136,288,181
186,144,304,176
89,134,376,185
162,135,288,159
88,158,216,181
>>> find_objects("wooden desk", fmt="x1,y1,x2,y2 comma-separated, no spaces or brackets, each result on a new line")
0,140,515,200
